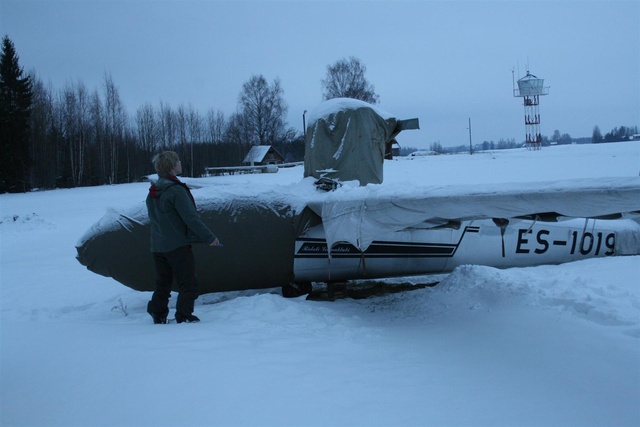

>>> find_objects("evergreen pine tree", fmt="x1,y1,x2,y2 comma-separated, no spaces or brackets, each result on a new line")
0,35,33,192
592,125,603,143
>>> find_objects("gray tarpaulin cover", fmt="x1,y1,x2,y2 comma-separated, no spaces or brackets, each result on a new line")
304,98,418,185
76,194,320,294
308,177,640,253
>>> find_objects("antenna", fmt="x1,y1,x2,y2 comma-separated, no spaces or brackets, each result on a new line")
467,118,473,155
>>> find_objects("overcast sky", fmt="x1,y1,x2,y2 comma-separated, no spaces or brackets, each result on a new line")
2,0,639,149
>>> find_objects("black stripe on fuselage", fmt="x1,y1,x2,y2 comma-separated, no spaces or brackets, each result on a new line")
295,225,480,259
295,239,457,258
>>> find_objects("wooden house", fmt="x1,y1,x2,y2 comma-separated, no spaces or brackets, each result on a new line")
243,145,285,166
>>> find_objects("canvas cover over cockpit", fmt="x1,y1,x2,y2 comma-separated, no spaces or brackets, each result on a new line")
303,98,419,185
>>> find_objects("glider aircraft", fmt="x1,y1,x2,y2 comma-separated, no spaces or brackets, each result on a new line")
76,99,640,298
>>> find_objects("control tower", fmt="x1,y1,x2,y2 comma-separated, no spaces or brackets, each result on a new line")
513,71,549,150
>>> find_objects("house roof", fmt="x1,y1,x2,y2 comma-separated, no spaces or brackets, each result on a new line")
243,145,275,163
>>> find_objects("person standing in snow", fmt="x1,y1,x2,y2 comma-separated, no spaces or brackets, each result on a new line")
146,151,221,324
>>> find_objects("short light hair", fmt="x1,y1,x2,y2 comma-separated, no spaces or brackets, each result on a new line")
152,151,180,177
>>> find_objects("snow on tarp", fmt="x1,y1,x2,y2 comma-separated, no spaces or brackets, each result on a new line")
308,176,640,253
76,195,317,294
304,98,418,185
75,179,322,294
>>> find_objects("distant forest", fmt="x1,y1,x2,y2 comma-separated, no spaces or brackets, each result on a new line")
419,125,639,156
24,73,306,190
2,36,638,192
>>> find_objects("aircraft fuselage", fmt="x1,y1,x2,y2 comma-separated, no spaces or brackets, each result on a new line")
293,218,639,283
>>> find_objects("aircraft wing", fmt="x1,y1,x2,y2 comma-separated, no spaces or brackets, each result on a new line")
308,176,640,252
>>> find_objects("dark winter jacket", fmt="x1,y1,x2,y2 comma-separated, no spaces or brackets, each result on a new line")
146,175,216,253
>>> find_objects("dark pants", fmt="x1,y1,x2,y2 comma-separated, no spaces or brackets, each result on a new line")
148,245,199,316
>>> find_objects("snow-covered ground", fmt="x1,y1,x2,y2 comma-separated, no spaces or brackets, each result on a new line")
1,142,639,427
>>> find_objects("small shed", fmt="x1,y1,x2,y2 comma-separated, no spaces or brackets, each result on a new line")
243,145,285,166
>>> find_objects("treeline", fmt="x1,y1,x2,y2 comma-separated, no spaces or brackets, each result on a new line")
2,37,379,193
427,125,639,155
592,125,638,143
28,74,305,189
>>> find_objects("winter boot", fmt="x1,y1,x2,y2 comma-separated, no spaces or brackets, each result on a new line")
175,312,200,323
147,301,168,324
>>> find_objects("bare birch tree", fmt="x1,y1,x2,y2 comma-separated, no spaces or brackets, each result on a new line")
206,109,225,144
187,105,201,176
103,73,125,184
157,101,175,150
59,80,90,186
29,74,57,188
321,56,379,104
237,75,287,146
136,103,157,155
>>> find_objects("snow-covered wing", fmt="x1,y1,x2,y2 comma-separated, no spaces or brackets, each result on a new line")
309,177,640,251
